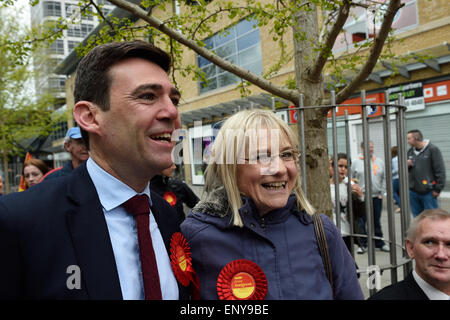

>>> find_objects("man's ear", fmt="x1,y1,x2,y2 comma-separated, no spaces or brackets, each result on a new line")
73,101,102,136
406,239,415,259
63,141,71,153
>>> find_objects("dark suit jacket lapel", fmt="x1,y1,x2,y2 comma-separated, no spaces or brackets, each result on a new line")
405,272,430,300
150,191,179,252
65,163,122,300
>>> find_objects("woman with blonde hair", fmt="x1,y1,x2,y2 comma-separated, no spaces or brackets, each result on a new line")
180,109,363,300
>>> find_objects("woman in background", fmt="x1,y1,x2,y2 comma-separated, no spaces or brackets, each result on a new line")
22,159,49,189
329,153,364,253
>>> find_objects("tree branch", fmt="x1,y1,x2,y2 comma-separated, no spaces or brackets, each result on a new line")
106,0,299,103
190,6,250,40
89,0,115,31
335,0,403,103
309,0,351,82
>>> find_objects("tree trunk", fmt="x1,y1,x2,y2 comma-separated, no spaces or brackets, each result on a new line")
292,2,331,216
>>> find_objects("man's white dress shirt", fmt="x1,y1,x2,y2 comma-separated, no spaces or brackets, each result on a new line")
413,270,449,300
86,158,178,300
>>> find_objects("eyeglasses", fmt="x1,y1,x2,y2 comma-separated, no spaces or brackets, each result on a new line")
242,149,300,166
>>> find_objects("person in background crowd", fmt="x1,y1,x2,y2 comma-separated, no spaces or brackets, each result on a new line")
42,126,89,180
22,158,49,189
370,208,450,300
0,172,3,196
329,153,364,253
391,146,401,213
351,141,389,253
407,129,446,218
181,109,364,300
0,41,189,300
151,163,199,225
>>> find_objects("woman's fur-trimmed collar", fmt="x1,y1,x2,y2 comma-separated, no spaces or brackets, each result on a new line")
191,186,232,218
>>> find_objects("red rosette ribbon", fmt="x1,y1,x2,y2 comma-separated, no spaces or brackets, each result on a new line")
217,259,268,300
163,191,177,206
169,232,200,299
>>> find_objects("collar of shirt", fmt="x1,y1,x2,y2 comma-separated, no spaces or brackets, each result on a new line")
413,270,450,300
86,157,152,211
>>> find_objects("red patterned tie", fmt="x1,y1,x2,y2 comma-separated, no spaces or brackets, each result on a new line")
122,194,162,300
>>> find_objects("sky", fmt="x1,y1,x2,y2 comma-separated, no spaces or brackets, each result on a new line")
8,0,31,26
2,0,35,98
19,0,31,25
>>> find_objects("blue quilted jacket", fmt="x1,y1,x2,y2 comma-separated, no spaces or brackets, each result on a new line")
180,188,364,300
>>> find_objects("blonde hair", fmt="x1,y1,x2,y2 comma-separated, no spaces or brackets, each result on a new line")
204,109,315,227
407,208,450,241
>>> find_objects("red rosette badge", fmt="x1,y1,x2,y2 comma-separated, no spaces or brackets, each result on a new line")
170,232,195,286
217,259,268,300
163,191,177,206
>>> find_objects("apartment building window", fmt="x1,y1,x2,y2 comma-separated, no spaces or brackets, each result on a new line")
67,24,94,37
96,0,112,16
68,40,80,52
43,1,61,17
81,12,94,21
50,40,65,55
50,58,62,67
48,77,66,92
101,7,111,17
49,121,68,141
333,0,418,53
66,3,94,21
198,17,262,94
66,3,79,19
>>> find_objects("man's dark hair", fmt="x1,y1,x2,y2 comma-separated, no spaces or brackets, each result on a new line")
407,129,423,142
74,41,171,148
330,153,348,167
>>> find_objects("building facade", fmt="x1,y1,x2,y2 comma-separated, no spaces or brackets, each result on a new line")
58,0,450,193
176,0,450,193
325,0,450,195
30,0,114,166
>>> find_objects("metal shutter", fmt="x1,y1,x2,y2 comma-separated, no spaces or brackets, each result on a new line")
405,113,450,192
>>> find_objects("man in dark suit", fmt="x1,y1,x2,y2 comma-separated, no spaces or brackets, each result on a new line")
0,41,189,300
369,271,429,300
370,209,450,300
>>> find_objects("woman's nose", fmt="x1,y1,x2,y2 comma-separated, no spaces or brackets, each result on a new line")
261,155,287,176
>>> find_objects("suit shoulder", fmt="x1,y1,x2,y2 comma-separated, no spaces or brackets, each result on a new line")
369,282,408,300
369,275,427,300
0,177,69,211
0,176,73,234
